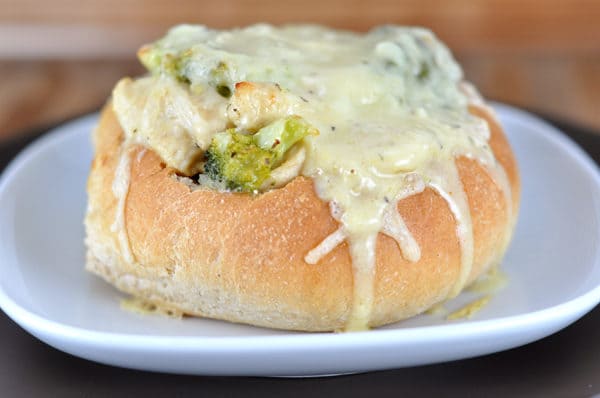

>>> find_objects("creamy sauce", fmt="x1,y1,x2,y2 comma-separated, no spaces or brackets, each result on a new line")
113,75,228,174
425,302,448,316
467,264,508,294
110,24,514,331
110,145,135,263
426,160,474,297
446,295,491,320
425,266,507,319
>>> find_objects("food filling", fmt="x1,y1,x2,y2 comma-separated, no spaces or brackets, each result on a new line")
110,24,513,331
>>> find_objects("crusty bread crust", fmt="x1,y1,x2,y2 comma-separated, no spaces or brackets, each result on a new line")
85,103,520,331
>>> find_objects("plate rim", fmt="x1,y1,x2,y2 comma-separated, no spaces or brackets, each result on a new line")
1,103,600,352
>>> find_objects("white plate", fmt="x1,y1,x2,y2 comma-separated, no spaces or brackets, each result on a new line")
0,104,599,377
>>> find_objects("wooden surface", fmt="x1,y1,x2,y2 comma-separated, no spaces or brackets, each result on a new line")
3,0,600,57
0,0,599,141
0,60,142,140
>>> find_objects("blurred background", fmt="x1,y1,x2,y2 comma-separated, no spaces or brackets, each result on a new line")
1,0,599,142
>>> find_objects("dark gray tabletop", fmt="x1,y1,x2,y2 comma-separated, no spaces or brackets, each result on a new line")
1,111,599,397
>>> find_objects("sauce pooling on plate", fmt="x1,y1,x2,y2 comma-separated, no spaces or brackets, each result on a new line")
110,24,513,331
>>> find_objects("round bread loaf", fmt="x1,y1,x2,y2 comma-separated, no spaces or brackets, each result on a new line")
85,102,520,332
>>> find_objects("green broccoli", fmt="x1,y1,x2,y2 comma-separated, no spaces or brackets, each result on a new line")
139,46,236,96
204,116,318,192
253,116,318,159
138,46,192,84
204,131,274,192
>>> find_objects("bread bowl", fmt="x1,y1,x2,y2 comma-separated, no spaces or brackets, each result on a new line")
85,24,520,332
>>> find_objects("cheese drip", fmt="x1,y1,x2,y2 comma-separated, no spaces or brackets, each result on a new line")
305,175,426,331
111,145,135,263
109,24,514,331
302,107,511,329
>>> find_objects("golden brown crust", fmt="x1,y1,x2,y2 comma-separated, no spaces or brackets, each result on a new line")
85,102,520,331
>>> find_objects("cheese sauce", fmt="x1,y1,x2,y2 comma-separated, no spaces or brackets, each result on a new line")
110,145,135,264
110,24,512,330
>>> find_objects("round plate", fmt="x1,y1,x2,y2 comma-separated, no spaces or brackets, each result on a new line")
0,104,599,376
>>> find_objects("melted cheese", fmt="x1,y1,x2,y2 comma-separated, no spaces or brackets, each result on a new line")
467,264,508,294
446,295,491,320
110,24,513,331
112,76,227,174
110,145,135,263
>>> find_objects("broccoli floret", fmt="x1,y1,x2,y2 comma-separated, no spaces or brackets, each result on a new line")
204,116,317,192
137,46,163,73
253,116,319,159
139,45,235,96
204,131,274,192
138,46,192,84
